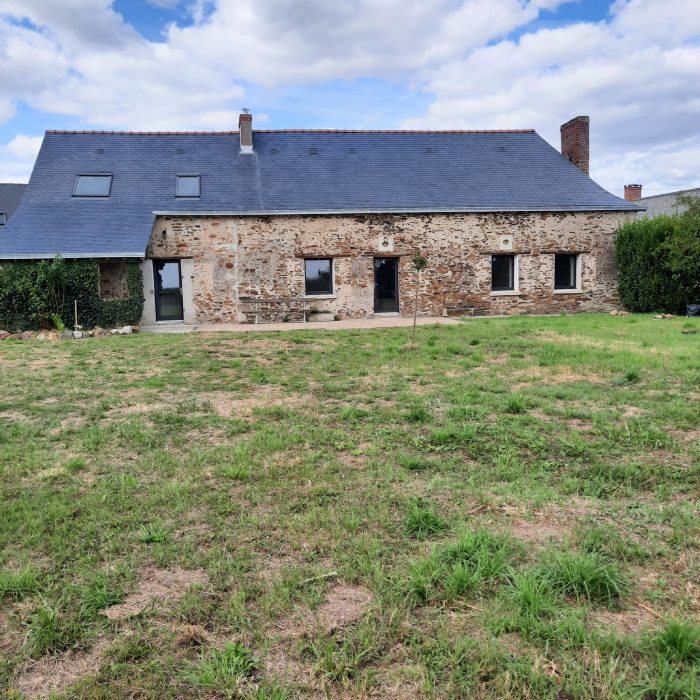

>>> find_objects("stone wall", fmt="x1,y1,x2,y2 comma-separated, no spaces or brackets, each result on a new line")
144,211,633,323
98,261,129,299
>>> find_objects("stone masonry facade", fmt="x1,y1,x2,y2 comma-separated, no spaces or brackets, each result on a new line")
144,211,634,323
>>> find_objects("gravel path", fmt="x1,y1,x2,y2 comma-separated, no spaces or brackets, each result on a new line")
144,316,462,334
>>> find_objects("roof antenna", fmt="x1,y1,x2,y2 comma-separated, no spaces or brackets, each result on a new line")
242,107,250,114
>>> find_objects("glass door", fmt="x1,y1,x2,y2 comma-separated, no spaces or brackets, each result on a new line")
154,260,184,321
374,257,399,312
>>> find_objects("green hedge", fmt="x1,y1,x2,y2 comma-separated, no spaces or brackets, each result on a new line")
0,258,144,331
615,198,700,314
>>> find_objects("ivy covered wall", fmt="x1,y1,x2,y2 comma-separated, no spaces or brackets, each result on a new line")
0,258,144,331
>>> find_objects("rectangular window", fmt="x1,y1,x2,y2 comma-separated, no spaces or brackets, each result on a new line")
554,254,578,290
0,213,6,226
491,255,515,292
74,174,112,197
304,258,333,295
176,175,200,197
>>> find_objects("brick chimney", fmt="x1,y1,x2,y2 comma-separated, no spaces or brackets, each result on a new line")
560,115,590,175
624,184,642,201
239,111,253,154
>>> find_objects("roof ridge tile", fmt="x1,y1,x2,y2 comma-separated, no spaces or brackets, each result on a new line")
45,128,536,135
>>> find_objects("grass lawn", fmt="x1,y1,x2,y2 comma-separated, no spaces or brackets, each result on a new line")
1,313,699,699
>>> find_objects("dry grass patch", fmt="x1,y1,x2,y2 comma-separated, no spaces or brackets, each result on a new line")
101,567,208,621
13,638,110,699
589,606,659,637
207,387,312,418
316,583,373,634
0,410,29,422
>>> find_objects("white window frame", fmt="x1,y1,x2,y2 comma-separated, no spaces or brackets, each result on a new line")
553,253,582,294
303,258,335,298
490,254,520,296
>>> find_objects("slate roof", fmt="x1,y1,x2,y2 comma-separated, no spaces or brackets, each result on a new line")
0,129,640,259
635,187,700,219
0,183,26,223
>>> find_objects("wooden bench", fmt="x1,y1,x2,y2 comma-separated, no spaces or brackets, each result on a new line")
238,296,319,324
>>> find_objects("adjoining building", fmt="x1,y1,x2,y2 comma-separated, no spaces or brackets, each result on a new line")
623,184,700,219
0,115,640,326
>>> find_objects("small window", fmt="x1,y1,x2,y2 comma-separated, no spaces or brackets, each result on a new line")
176,175,200,197
304,258,333,295
491,255,515,292
74,174,112,197
0,213,6,226
554,254,578,290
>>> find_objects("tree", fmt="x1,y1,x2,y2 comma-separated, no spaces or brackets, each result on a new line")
411,254,428,344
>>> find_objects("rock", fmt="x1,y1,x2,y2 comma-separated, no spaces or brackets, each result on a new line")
308,312,336,322
0,330,10,340
92,326,107,337
20,330,34,340
6,334,21,340
72,330,84,339
654,313,674,320
609,310,618,316
36,332,48,341
116,326,133,335
60,330,73,340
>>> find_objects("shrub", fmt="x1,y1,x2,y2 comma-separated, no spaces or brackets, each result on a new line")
615,198,700,314
0,257,143,330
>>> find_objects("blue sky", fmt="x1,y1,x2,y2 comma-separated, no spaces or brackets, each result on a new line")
1,0,699,195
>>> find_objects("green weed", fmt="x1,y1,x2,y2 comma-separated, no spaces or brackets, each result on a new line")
0,567,39,601
186,642,259,694
405,500,449,538
543,550,627,606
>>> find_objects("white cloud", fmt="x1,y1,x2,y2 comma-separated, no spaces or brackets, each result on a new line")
164,0,565,86
0,0,698,192
0,134,42,181
402,0,700,194
0,0,566,132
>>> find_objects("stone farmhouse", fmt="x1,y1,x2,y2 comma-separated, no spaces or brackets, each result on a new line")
0,114,640,326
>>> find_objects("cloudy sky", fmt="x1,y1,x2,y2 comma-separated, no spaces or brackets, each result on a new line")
0,0,698,197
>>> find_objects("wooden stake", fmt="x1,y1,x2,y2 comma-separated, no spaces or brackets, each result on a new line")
298,571,339,586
